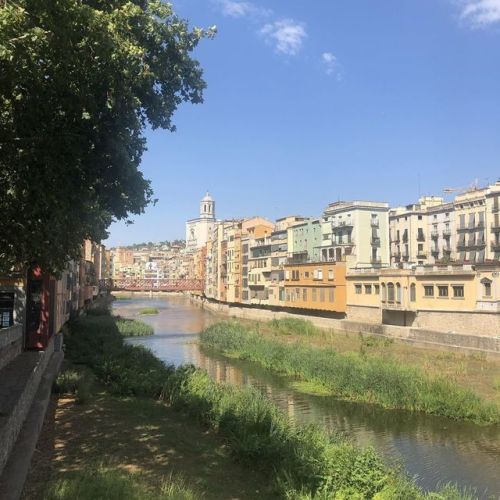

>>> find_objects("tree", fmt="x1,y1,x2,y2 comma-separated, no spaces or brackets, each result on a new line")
0,0,214,274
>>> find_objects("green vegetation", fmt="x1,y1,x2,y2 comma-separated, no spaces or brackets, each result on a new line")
0,1,213,274
139,307,160,315
200,321,500,425
116,317,154,337
65,315,167,397
57,312,476,498
53,368,94,405
268,318,322,336
44,466,198,500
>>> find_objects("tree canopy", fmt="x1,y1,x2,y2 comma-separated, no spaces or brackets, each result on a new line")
0,0,214,274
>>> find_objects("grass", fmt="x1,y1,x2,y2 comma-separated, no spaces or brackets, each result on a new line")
251,318,500,406
200,321,500,425
115,316,154,336
48,312,478,499
139,307,159,315
44,466,198,500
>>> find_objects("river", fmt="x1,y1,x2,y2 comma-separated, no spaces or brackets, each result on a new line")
113,295,500,498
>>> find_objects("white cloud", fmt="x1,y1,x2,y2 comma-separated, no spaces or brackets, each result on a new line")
214,0,271,19
460,0,500,27
321,52,340,78
260,19,307,56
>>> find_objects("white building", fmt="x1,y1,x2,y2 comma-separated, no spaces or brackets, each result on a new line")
185,193,216,252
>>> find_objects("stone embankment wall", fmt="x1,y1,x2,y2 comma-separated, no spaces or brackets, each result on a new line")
0,325,22,372
190,296,500,355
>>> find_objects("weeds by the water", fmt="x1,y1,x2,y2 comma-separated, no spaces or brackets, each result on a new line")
115,316,154,336
268,318,322,337
139,307,159,315
53,368,94,404
65,315,168,397
200,321,500,425
44,466,198,500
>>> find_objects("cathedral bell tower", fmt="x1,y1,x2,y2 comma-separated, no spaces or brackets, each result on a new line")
200,192,215,220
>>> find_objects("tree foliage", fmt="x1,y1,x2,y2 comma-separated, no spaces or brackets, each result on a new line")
0,0,214,273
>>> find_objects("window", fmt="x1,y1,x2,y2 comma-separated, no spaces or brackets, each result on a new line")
374,284,380,295
482,279,492,298
305,272,309,278
396,283,402,303
438,285,449,297
387,282,395,302
424,285,434,297
328,269,334,280
410,284,416,302
329,288,335,302
320,288,325,302
453,285,464,298
365,284,372,294
312,288,317,301
355,284,362,295
303,288,308,301
381,283,386,301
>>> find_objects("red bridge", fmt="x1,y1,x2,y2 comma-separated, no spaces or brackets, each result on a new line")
99,278,204,292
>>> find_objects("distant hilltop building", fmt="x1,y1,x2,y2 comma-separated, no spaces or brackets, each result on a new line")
185,192,216,252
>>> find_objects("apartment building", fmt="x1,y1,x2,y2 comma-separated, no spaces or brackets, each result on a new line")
426,202,456,264
454,180,500,263
321,201,390,268
267,216,306,307
287,218,322,264
389,196,444,267
284,262,346,314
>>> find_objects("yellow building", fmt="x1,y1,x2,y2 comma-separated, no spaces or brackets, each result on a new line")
284,262,346,314
347,264,500,334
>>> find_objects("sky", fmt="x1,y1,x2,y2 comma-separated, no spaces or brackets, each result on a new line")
105,0,500,247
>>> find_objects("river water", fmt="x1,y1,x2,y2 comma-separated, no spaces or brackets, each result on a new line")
113,296,500,498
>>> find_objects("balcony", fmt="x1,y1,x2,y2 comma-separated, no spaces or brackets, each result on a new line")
417,234,426,242
443,229,452,238
431,249,439,257
370,219,379,228
371,237,381,247
417,251,427,259
431,230,439,240
336,239,355,246
491,242,500,252
370,257,382,264
491,222,500,233
332,220,353,229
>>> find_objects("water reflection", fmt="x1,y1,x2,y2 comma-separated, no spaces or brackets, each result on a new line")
115,296,500,498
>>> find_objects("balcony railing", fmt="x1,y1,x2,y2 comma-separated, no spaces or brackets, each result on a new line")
491,222,500,232
443,229,451,238
371,237,381,246
370,220,379,227
431,230,439,239
417,251,427,258
370,257,382,264
491,242,500,252
417,234,425,242
332,220,353,229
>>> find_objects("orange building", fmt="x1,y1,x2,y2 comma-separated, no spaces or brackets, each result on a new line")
284,262,347,315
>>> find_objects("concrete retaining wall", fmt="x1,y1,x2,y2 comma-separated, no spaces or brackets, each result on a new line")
193,296,499,354
0,336,55,476
0,325,22,372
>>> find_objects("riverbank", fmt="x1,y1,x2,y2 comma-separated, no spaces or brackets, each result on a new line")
192,297,500,406
24,308,474,499
200,320,500,424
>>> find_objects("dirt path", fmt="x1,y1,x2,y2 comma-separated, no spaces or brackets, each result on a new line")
23,392,274,499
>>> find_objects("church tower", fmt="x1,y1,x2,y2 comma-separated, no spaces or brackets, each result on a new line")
200,192,215,220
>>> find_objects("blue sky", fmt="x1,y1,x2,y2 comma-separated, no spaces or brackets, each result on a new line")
106,0,500,246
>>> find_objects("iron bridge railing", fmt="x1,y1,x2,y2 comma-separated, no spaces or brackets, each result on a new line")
98,278,204,291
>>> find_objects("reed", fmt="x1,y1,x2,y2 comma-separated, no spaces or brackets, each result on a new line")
200,321,500,425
